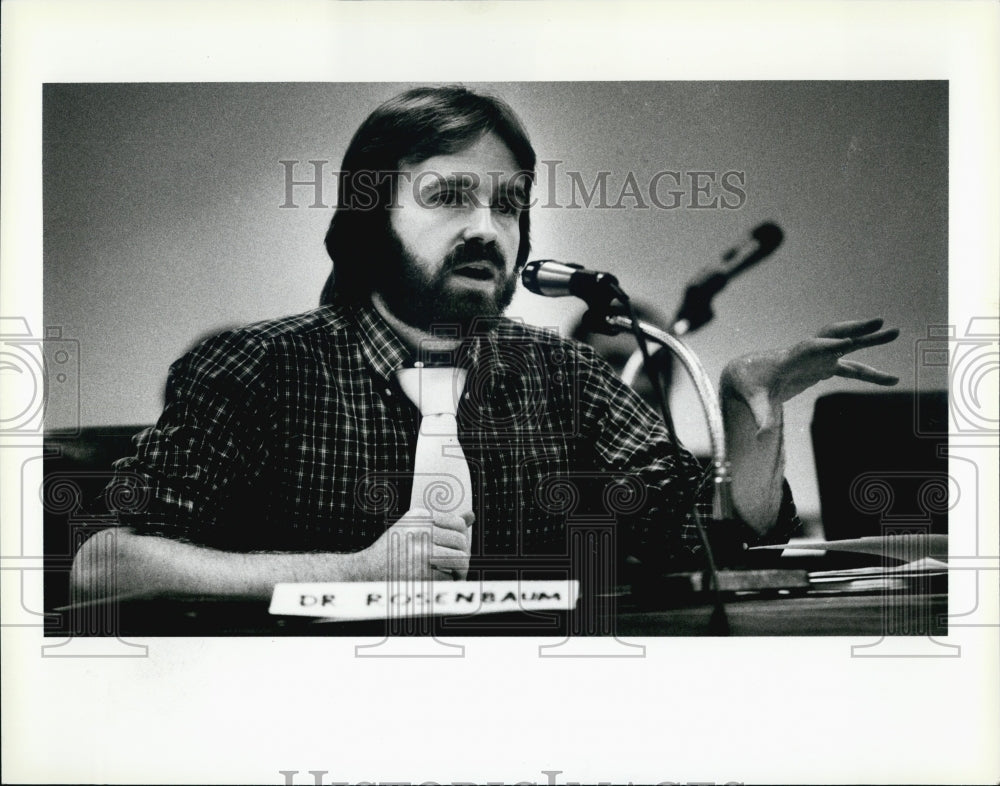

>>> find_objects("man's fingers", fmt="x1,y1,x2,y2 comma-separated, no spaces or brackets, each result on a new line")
431,545,470,562
821,328,899,359
816,317,885,339
431,526,468,551
428,512,473,578
842,327,900,351
400,509,472,531
430,545,470,579
431,510,474,533
835,360,900,386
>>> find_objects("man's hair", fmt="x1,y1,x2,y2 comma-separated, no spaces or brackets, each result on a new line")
321,85,537,306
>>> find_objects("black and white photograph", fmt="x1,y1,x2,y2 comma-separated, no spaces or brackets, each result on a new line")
41,79,947,639
2,2,998,785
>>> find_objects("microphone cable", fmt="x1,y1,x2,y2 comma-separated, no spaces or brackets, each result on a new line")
609,283,682,461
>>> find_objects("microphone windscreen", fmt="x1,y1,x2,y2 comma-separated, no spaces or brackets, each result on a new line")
522,260,582,297
751,222,784,252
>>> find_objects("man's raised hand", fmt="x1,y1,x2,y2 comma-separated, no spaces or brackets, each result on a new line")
721,317,900,430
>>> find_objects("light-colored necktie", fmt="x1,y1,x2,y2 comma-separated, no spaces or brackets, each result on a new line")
396,364,473,516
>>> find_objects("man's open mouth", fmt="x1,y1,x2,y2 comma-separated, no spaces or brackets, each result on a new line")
451,262,498,281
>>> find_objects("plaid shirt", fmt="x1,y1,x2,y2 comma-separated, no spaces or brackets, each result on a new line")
112,304,799,574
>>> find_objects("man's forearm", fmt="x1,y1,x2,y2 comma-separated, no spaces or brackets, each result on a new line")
69,528,363,602
720,381,786,535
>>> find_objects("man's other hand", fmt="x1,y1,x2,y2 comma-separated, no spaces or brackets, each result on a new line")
353,508,474,581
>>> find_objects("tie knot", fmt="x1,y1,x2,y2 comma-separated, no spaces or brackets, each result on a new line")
396,366,467,416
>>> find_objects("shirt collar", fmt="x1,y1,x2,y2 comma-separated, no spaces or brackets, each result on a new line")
349,303,513,381
350,303,412,381
460,318,507,376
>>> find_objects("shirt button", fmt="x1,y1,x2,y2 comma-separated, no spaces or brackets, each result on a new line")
384,387,393,397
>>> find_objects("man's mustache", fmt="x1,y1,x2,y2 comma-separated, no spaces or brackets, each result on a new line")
444,240,507,273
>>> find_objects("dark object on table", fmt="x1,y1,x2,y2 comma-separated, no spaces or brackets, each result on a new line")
811,391,948,541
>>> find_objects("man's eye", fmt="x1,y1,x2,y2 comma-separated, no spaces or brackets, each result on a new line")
433,189,471,207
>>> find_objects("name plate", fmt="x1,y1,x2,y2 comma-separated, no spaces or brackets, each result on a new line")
269,580,579,620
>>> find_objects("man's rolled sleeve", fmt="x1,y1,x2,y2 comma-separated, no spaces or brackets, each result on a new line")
107,330,274,547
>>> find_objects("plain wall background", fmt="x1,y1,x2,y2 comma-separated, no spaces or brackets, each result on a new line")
43,81,948,521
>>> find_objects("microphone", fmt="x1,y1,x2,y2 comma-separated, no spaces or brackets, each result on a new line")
521,259,621,302
721,221,783,276
672,221,783,335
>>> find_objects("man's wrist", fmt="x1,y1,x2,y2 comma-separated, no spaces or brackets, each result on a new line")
721,354,770,399
721,356,784,433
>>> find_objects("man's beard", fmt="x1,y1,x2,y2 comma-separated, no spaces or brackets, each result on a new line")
374,230,518,334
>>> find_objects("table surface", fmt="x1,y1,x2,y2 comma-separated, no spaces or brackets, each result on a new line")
48,581,948,638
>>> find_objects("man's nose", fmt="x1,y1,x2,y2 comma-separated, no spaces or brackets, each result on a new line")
462,203,499,245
